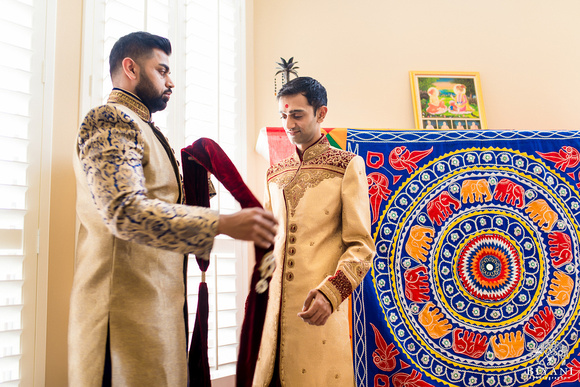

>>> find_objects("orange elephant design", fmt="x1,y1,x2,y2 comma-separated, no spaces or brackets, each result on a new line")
525,199,558,232
548,271,574,307
490,331,525,360
405,225,434,263
461,179,492,204
418,302,452,339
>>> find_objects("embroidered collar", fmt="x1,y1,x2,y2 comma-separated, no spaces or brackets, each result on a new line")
293,135,329,162
108,88,151,122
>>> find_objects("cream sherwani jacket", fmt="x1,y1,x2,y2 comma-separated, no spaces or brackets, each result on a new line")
69,89,219,386
253,136,375,386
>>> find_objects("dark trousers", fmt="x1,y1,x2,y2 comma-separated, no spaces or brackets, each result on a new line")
102,327,112,387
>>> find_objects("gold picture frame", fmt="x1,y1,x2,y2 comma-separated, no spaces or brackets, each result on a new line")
410,71,487,130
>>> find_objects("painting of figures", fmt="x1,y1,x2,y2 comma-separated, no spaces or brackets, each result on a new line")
410,71,487,130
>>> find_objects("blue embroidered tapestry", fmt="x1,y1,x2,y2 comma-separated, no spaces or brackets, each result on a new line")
349,129,580,387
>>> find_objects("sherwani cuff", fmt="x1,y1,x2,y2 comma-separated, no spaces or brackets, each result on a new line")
317,273,352,312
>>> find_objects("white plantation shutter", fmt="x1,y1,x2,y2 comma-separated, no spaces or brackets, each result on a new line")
0,0,46,385
184,0,245,378
84,0,171,130
82,0,246,381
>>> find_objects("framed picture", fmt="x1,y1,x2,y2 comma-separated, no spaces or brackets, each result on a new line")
410,71,487,130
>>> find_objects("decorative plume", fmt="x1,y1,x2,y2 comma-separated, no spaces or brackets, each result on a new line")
274,57,299,95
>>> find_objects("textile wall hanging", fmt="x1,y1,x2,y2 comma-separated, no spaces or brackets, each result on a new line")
350,129,580,387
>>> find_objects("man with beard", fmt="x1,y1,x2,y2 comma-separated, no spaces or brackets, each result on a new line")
69,32,278,386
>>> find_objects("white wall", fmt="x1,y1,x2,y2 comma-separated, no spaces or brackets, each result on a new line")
249,0,580,197
252,0,580,131
44,0,81,385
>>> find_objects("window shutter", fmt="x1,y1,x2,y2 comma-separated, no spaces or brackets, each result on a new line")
184,0,245,378
0,0,45,384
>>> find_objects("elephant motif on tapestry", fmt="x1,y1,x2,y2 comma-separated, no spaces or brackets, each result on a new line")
426,191,461,226
493,178,525,208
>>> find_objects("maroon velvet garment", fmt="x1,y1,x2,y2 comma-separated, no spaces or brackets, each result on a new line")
181,138,272,387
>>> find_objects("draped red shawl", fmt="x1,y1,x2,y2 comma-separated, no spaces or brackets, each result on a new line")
181,138,272,387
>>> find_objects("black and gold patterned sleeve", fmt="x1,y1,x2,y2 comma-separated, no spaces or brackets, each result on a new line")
77,105,219,257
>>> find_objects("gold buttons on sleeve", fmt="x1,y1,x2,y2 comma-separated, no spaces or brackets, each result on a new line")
289,223,298,233
286,272,294,281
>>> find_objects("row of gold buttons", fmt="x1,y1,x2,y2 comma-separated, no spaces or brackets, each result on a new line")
286,223,298,281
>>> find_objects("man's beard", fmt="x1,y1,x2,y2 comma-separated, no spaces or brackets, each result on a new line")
135,73,170,113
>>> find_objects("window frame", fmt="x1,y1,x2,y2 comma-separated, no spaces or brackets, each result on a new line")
0,0,55,385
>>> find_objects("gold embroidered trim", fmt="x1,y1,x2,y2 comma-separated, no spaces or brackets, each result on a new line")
267,137,356,216
304,147,354,170
302,136,330,161
284,168,343,216
267,157,300,182
108,89,151,122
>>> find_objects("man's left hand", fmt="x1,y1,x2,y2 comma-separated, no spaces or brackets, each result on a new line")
297,290,332,326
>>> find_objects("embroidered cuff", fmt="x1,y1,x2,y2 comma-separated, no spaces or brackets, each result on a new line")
317,270,353,312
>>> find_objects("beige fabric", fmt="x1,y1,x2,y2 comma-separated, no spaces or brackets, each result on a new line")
253,136,375,387
69,89,219,386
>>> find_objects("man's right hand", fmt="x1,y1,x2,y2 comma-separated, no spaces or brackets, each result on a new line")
217,208,278,249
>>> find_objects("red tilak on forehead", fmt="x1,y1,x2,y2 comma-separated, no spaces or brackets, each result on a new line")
285,104,289,108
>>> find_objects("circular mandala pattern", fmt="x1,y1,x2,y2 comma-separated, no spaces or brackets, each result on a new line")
457,232,523,304
370,147,580,386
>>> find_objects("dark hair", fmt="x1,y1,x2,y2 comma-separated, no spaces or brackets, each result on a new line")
277,76,327,113
109,32,172,77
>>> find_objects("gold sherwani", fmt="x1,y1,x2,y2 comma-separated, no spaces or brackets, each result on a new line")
254,136,375,386
69,89,219,386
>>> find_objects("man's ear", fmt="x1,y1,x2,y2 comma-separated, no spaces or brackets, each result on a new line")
121,57,139,81
317,106,328,122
